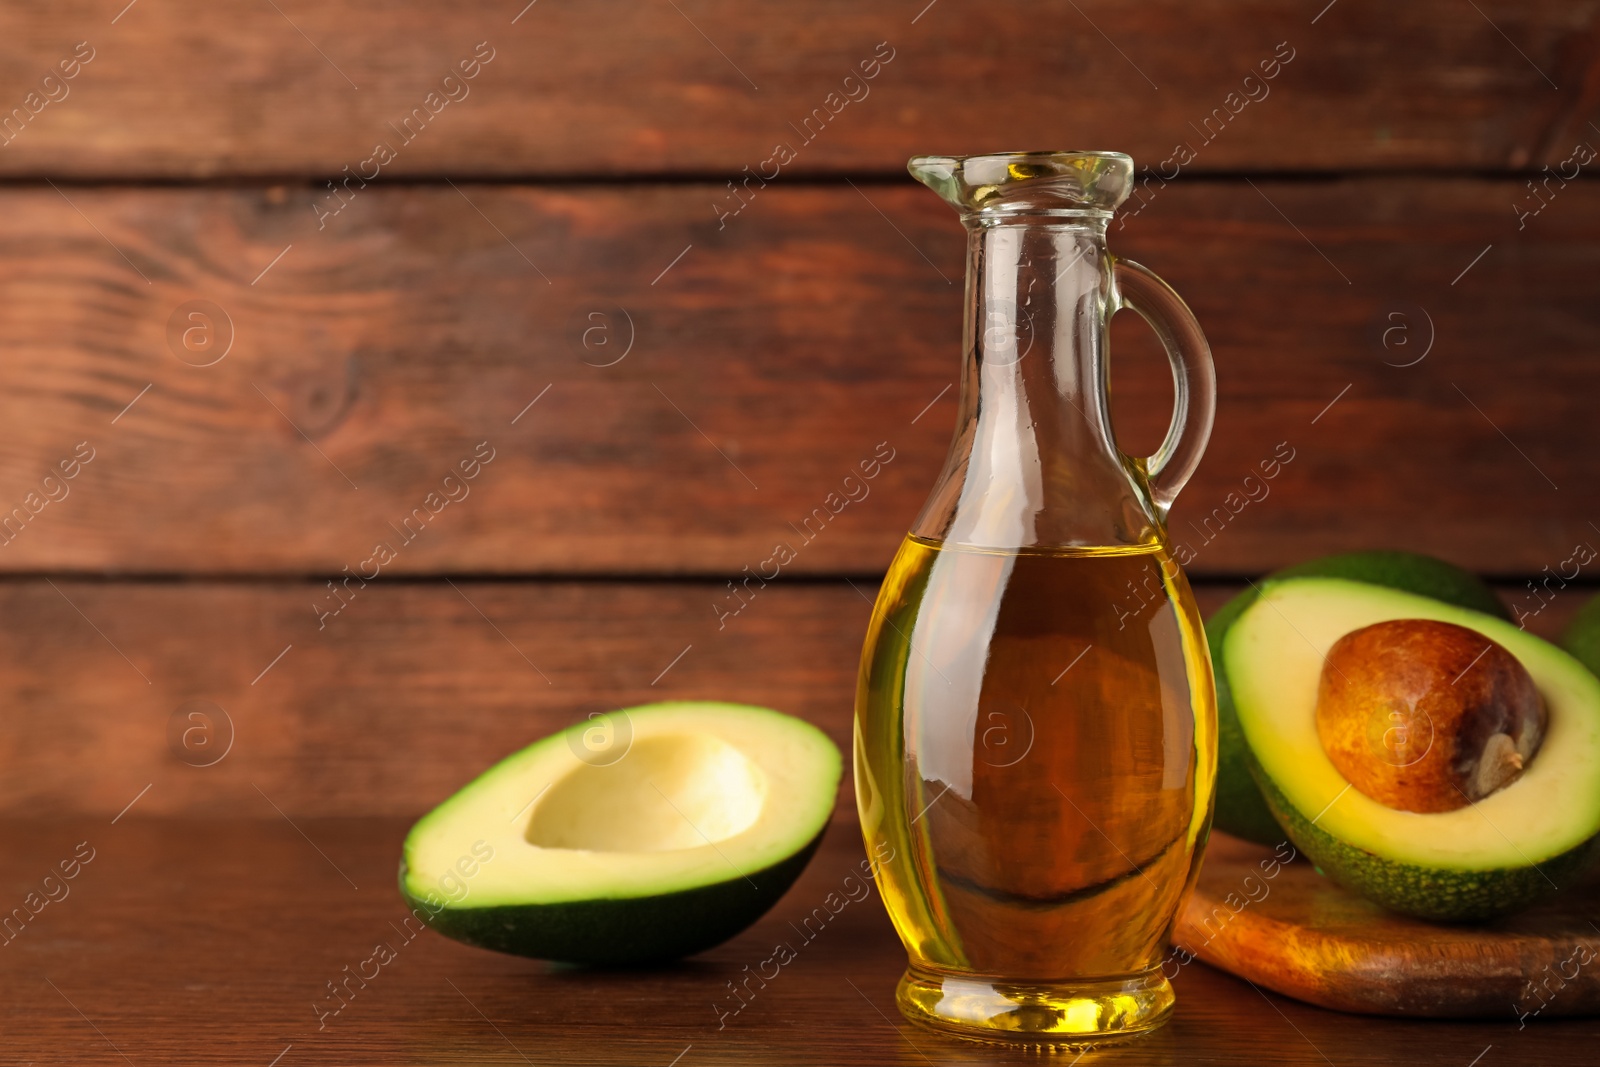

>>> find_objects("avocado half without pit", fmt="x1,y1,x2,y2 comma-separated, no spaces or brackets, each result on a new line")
399,702,841,965
1222,578,1600,921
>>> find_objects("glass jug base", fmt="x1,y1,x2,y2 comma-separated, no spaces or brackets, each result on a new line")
895,964,1175,1048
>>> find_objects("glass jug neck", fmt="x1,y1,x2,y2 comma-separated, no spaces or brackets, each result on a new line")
966,214,1120,468
967,214,1112,396
908,215,1163,552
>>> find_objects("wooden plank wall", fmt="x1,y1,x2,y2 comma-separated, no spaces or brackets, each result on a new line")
3,0,1598,816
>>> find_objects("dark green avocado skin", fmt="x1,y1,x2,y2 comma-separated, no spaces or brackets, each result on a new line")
1208,551,1509,846
398,829,826,966
1252,761,1595,922
1563,593,1600,680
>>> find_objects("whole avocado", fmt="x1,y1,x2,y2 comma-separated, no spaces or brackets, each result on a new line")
1207,550,1509,845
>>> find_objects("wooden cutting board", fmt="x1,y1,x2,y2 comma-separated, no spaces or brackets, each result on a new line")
1174,833,1600,1020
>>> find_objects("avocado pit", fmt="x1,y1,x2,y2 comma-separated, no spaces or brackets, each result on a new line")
1314,619,1545,813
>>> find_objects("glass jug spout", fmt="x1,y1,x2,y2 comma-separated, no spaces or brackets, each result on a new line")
906,150,1214,551
907,150,1135,220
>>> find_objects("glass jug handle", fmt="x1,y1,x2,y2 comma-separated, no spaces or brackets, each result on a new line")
1110,258,1217,517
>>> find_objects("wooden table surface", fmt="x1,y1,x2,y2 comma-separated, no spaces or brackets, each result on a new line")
7,2,1600,1063
6,816,1591,1066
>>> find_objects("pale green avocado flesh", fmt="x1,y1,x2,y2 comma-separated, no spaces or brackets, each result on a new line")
399,701,841,964
1224,578,1600,921
1208,551,1509,845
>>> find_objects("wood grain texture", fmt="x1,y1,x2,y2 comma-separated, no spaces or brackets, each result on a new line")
3,816,1596,1065
1,180,1597,576
0,577,869,820
1176,835,1600,1019
0,2,1595,178
0,579,1585,820
7,3,1596,1059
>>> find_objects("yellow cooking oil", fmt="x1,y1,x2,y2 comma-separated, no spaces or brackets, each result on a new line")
854,534,1216,1045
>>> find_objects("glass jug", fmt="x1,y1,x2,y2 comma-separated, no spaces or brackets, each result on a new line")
854,151,1218,1047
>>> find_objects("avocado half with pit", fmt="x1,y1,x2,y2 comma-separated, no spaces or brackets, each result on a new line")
1208,551,1510,845
399,701,841,965
1224,577,1600,921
